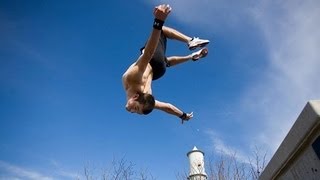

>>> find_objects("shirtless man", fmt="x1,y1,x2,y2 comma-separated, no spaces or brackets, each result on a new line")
122,4,209,123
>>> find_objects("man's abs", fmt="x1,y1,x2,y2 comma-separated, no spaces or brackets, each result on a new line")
123,64,153,94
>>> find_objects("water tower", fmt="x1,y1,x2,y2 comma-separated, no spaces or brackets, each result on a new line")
187,146,207,180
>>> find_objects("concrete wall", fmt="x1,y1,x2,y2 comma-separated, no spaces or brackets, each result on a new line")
259,100,320,180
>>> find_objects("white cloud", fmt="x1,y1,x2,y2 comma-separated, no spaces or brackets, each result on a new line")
144,0,256,34
48,159,80,179
146,0,320,158
205,129,249,164
0,160,54,180
0,160,80,180
240,0,320,151
56,170,80,179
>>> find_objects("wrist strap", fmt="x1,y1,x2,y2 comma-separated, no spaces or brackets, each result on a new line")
153,18,164,30
179,112,187,119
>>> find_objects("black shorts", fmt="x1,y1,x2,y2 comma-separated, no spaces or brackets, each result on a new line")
141,31,168,81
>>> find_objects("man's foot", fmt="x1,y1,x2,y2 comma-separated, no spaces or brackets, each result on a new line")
188,37,210,50
192,47,208,61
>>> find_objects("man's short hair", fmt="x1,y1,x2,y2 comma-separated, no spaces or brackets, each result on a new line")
136,92,155,114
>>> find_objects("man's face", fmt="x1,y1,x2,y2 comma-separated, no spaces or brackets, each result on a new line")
126,98,143,114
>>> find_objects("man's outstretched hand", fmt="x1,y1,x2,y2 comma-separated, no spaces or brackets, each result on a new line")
154,4,172,21
181,112,193,124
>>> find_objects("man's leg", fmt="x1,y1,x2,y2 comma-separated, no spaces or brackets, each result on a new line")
167,48,208,67
162,26,210,50
162,26,192,43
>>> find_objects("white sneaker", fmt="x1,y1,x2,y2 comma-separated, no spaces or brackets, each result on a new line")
188,37,210,50
191,47,208,61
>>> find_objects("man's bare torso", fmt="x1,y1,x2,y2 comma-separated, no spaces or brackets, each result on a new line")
122,61,153,98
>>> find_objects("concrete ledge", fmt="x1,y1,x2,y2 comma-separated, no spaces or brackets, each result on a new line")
259,100,320,180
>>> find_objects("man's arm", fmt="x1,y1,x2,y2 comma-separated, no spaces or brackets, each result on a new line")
135,4,172,71
154,100,193,122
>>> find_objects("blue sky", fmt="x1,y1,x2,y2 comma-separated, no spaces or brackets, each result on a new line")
1,0,319,179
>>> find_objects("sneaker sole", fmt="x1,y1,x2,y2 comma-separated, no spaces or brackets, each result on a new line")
192,48,208,61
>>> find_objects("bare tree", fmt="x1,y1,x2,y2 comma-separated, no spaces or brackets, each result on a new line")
137,168,156,180
181,147,267,180
248,146,267,179
83,162,99,180
175,169,188,180
81,156,155,180
80,147,267,180
207,153,248,180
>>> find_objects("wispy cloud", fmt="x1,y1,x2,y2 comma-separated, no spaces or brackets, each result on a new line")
0,160,80,180
48,159,80,179
147,0,320,157
205,129,249,164
145,0,256,34
239,0,320,151
0,160,54,180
